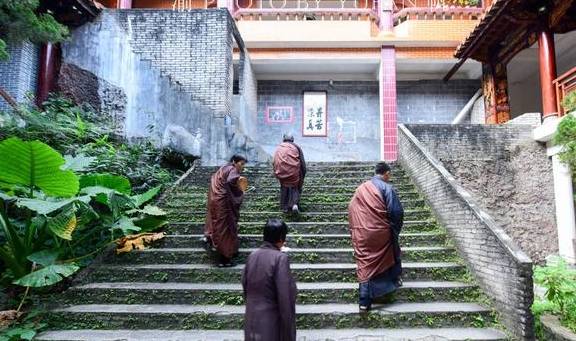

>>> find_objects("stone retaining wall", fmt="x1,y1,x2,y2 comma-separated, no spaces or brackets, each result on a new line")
398,124,534,340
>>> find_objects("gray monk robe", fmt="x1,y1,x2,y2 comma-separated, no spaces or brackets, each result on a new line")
242,242,297,341
273,142,306,211
204,164,244,259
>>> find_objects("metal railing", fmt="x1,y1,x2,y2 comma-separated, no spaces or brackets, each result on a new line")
554,66,576,116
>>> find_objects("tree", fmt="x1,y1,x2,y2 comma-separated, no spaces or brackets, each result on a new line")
0,0,69,107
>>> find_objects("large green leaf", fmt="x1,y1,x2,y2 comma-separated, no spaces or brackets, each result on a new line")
47,206,77,240
127,205,166,217
131,185,161,207
27,249,59,266
133,215,168,232
17,196,90,215
63,154,96,172
110,217,141,236
79,174,131,195
13,264,80,287
0,137,79,197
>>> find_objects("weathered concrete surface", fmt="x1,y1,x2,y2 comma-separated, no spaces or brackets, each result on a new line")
406,124,557,265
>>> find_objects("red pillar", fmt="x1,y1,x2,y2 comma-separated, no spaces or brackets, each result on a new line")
117,0,133,8
538,29,558,119
36,43,60,107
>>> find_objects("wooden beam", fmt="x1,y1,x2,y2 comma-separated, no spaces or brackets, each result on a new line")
550,0,575,28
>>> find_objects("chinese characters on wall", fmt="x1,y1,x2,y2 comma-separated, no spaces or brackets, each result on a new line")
302,91,327,137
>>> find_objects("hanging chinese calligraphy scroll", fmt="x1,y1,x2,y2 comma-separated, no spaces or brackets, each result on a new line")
302,91,327,137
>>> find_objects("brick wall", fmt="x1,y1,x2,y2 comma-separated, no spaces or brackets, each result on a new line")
0,41,39,112
116,9,233,117
256,80,381,162
62,9,269,165
397,80,480,124
398,124,534,340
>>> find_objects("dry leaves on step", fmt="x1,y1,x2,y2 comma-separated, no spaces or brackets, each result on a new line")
0,310,22,328
116,232,166,254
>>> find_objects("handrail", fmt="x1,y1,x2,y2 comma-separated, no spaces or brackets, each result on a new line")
553,66,576,116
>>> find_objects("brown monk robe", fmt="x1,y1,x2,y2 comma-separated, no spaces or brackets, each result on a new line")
348,162,404,311
243,219,297,341
273,134,306,213
204,155,247,267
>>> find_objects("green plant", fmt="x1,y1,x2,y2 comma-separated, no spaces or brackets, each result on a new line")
0,137,167,288
554,115,576,179
0,0,68,61
532,257,576,336
562,92,576,114
0,309,46,341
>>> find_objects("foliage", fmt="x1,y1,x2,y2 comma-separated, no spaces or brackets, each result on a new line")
532,257,576,337
562,91,576,114
0,309,45,341
0,96,177,192
554,115,576,178
0,138,167,288
0,0,68,61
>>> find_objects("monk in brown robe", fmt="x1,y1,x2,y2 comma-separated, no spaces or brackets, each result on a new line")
242,218,297,341
348,161,404,311
204,154,247,267
273,134,306,214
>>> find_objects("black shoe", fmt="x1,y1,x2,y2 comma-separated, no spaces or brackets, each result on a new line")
359,305,371,313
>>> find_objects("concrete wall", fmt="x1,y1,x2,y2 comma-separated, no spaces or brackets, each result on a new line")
397,80,480,124
62,9,268,165
405,124,557,264
256,80,381,162
398,124,534,340
0,41,39,112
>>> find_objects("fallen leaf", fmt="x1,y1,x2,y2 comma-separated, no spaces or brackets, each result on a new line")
115,232,166,254
0,310,22,328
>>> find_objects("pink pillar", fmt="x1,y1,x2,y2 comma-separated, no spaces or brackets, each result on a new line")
117,0,132,9
379,46,398,162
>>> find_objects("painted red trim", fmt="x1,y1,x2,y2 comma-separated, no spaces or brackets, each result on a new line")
302,90,328,138
36,43,60,107
265,106,294,124
539,30,558,118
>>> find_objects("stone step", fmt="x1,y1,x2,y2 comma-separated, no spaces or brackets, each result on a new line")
62,281,481,305
45,302,496,330
185,176,413,186
159,232,447,248
36,327,508,341
165,209,432,223
196,163,403,172
83,262,468,283
167,191,423,202
104,247,458,265
175,183,417,195
164,198,427,211
165,220,440,235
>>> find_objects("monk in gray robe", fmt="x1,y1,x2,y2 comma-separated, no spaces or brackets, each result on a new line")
204,155,247,267
348,161,404,311
242,218,297,341
273,134,306,213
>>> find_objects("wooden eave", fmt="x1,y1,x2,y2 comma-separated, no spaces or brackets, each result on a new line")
41,0,103,27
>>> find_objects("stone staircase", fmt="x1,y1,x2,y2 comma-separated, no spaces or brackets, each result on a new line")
38,162,507,340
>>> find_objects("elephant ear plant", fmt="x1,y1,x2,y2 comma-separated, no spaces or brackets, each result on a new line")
0,137,167,291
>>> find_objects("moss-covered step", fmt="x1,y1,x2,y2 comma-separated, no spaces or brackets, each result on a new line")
158,232,447,248
104,246,458,265
173,183,417,195
163,198,428,212
60,281,482,305
35,327,509,341
165,209,432,223
164,220,441,235
185,176,413,187
166,191,423,202
45,303,496,330
82,262,469,283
